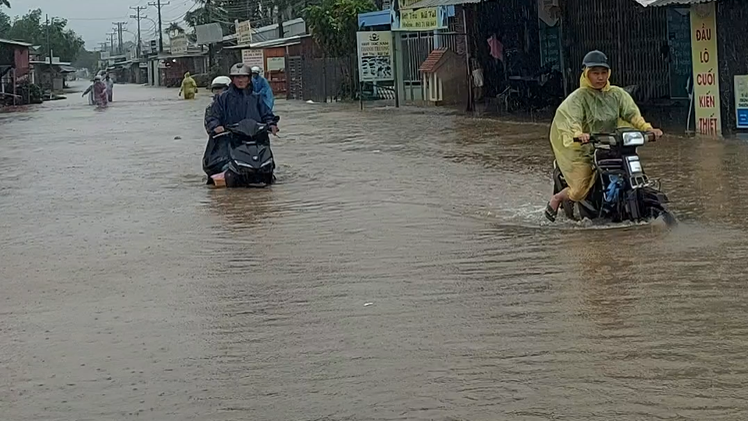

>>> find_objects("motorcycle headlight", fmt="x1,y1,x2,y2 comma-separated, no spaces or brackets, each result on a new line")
622,132,645,147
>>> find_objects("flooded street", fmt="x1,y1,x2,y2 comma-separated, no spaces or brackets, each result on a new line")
3,83,748,420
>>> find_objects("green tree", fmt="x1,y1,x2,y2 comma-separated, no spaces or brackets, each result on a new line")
0,11,11,37
167,22,185,35
72,48,100,72
305,0,375,98
6,9,85,62
306,0,374,58
0,0,10,9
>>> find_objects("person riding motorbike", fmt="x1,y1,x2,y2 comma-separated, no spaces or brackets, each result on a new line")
202,76,233,181
544,50,663,222
205,63,279,136
204,75,232,131
251,66,275,110
203,64,279,184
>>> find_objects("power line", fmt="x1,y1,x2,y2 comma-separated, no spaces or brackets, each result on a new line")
113,21,128,55
130,6,148,57
148,0,171,53
106,32,117,55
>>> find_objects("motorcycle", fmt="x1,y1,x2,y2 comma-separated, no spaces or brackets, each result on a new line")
552,129,677,225
498,61,564,113
206,118,276,188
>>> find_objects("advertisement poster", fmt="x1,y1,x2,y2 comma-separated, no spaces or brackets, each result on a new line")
356,31,393,82
736,75,748,129
170,36,188,55
236,20,252,45
690,2,721,136
242,49,264,69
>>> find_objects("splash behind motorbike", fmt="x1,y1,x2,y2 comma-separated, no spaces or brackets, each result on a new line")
211,119,276,187
552,129,677,225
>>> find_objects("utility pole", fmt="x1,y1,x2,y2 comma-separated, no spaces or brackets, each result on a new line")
46,15,52,66
207,0,214,68
148,0,170,53
46,14,53,88
113,21,127,55
130,6,148,58
107,32,116,55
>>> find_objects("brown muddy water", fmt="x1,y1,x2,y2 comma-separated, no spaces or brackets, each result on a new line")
1,84,748,420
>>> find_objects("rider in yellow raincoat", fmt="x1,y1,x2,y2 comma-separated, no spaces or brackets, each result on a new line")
545,50,663,222
179,72,198,100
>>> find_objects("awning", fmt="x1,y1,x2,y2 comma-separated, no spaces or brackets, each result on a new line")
647,0,715,5
59,65,77,73
0,38,33,47
156,52,208,60
400,0,481,10
225,34,310,50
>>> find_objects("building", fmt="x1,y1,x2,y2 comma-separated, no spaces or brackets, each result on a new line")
30,59,76,91
0,38,32,104
648,0,748,136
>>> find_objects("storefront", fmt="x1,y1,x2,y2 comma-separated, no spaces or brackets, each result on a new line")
649,0,748,136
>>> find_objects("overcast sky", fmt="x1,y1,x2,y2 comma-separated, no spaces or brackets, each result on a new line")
8,0,195,49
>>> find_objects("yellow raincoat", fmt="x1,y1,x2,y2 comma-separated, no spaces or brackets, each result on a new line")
180,72,197,100
549,69,653,201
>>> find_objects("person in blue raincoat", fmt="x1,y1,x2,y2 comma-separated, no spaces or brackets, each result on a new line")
205,63,279,137
250,66,274,110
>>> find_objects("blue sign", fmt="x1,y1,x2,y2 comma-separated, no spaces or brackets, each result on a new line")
738,109,748,129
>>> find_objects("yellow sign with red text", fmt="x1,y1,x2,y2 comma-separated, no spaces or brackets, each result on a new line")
690,2,721,136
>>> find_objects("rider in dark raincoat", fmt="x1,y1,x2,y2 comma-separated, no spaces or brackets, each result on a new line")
203,64,279,181
205,63,279,135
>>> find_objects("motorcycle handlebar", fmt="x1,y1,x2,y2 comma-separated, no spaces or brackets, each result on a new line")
572,131,657,144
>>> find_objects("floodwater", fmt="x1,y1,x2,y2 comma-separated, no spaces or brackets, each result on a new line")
2,83,748,421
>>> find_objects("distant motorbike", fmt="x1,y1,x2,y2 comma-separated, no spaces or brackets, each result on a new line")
205,118,276,188
499,61,564,113
552,129,677,225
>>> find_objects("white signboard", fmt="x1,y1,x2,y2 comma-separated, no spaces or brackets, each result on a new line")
242,49,264,69
196,23,223,45
356,31,393,82
171,36,188,55
100,51,110,60
267,57,286,72
236,20,252,45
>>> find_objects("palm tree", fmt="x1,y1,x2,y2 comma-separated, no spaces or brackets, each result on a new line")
167,22,185,35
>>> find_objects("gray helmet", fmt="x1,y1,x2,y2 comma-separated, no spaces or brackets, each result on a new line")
229,63,251,76
582,50,610,69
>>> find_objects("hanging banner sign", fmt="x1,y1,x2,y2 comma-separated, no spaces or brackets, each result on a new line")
236,20,252,45
690,2,721,136
356,31,393,82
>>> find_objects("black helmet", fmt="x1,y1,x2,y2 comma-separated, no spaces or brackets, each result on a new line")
582,50,610,69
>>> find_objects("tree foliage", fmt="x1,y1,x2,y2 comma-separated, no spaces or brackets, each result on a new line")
305,0,375,58
0,9,85,63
